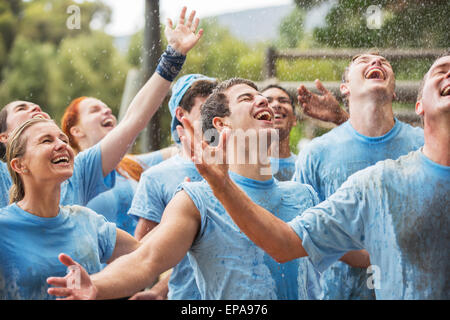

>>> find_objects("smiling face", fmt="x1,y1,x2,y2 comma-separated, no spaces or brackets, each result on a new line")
74,98,117,149
223,83,274,132
1,101,50,136
262,87,296,141
416,55,450,119
341,54,396,106
12,121,75,185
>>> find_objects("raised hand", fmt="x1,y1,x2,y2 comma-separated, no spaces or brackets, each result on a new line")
165,7,203,55
177,117,230,190
297,79,349,125
47,253,97,300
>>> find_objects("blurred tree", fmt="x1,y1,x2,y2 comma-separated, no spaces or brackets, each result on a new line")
0,0,21,77
19,0,111,45
277,6,305,48
294,0,449,48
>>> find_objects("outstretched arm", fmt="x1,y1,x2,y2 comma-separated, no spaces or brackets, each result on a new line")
47,191,201,300
297,79,349,126
177,118,307,263
100,7,203,176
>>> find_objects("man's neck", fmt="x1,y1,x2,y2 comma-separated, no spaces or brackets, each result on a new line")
349,98,395,137
422,115,450,166
229,146,272,181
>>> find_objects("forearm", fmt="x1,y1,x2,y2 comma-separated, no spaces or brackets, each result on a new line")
339,249,371,268
209,175,307,263
93,245,162,300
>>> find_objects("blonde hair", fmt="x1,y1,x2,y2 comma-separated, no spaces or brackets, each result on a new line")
6,117,55,203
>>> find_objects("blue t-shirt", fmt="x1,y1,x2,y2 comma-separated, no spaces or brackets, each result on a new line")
293,119,424,300
0,143,115,208
0,203,116,300
178,171,322,300
128,154,203,300
270,153,297,181
289,150,449,299
86,151,164,235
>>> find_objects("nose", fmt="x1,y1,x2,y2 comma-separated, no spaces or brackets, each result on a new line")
256,94,269,108
31,104,42,113
102,106,112,116
370,58,383,67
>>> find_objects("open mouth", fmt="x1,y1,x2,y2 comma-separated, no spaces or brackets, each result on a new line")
51,156,70,165
441,84,450,96
32,113,49,120
101,118,115,128
364,67,385,80
273,112,286,120
254,110,273,122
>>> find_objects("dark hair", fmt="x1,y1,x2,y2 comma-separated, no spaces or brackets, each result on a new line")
0,106,9,160
417,52,450,101
261,84,296,114
201,78,258,144
179,79,218,113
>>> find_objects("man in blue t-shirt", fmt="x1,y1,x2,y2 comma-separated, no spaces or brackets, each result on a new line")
48,78,369,300
162,55,449,300
128,74,217,300
261,85,298,181
292,51,424,299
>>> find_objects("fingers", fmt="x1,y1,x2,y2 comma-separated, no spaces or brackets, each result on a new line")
178,6,187,25
191,17,200,32
58,253,77,268
314,79,329,95
47,287,73,298
185,10,196,29
166,18,173,30
47,277,67,287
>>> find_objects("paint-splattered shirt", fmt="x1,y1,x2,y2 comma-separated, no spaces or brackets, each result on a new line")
86,150,164,235
289,150,449,299
178,171,322,300
293,119,424,300
270,153,297,181
128,154,203,300
0,204,116,300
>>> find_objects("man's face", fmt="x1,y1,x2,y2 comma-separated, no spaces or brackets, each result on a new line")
342,54,396,103
224,84,274,132
417,55,450,118
262,87,296,141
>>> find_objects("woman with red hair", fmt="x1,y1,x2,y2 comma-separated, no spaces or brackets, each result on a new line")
61,96,176,235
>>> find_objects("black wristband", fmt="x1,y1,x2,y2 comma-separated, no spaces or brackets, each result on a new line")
155,45,186,82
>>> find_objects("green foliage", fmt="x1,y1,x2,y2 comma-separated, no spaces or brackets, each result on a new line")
277,7,304,48
311,0,449,48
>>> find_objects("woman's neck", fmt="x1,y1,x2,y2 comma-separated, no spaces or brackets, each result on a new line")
18,182,61,218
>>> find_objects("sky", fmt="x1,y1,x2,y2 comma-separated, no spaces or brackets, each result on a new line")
102,0,294,37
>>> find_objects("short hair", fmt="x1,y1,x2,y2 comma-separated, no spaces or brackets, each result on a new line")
261,84,296,115
201,78,258,144
6,117,56,203
179,79,218,113
417,52,450,101
342,49,382,83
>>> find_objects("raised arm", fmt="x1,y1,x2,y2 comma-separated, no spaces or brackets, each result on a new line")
47,190,201,300
100,7,203,176
177,118,307,263
297,79,349,125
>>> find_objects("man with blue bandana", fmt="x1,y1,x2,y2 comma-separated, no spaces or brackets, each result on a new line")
128,74,217,300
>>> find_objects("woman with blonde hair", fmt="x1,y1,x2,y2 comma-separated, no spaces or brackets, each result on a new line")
0,118,140,299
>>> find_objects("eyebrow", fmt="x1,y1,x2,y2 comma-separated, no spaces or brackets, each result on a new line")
236,92,255,100
431,61,450,72
13,103,28,110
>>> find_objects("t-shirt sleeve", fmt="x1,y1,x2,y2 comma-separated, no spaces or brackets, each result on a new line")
288,172,370,272
134,151,164,169
72,143,116,205
90,210,117,264
175,181,208,243
128,171,166,223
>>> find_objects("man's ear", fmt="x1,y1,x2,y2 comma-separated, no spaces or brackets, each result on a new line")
69,125,84,139
340,83,350,100
212,117,230,132
415,100,424,116
175,106,185,123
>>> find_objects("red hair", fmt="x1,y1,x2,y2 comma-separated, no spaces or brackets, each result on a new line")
61,96,87,153
61,96,144,182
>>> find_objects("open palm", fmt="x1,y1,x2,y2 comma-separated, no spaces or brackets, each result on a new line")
165,7,203,55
